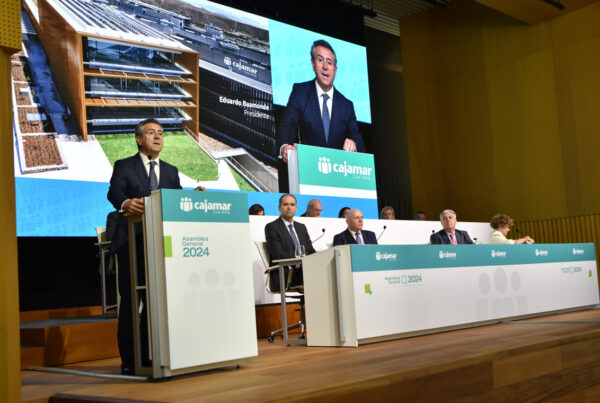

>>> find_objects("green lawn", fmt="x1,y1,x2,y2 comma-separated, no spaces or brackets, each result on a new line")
230,167,256,192
97,131,218,181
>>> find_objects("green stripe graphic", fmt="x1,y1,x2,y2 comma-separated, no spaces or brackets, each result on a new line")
163,236,173,258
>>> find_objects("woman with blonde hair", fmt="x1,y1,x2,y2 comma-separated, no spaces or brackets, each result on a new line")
489,214,534,244
380,206,395,220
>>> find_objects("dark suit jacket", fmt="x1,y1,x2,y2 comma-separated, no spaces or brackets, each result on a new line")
107,153,181,252
430,229,474,245
278,79,364,152
333,229,378,246
264,217,316,266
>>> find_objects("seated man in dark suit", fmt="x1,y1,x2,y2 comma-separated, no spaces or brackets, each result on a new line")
107,118,182,375
430,209,474,244
333,209,378,245
264,194,316,292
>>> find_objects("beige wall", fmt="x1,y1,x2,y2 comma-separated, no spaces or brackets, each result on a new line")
0,0,22,399
401,0,600,222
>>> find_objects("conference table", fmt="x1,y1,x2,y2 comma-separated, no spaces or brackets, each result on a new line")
301,243,599,347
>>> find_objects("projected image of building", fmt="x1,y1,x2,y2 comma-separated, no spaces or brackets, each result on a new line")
23,0,199,140
111,0,277,165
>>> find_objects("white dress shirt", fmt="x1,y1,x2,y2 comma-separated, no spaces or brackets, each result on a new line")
139,152,160,184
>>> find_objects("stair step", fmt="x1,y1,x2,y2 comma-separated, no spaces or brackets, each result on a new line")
20,346,45,368
20,316,119,369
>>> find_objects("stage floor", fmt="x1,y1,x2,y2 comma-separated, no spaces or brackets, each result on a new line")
21,309,600,402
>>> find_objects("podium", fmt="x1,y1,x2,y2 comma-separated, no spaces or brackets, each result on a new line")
127,189,258,378
287,144,377,199
302,244,599,347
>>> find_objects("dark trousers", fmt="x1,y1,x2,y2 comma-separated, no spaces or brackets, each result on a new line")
269,265,303,293
116,223,150,369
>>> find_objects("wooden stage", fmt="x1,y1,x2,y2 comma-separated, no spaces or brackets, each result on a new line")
21,309,600,402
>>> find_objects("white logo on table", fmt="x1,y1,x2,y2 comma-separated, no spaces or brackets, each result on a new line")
535,249,548,256
439,250,457,259
375,251,397,261
179,198,232,213
572,248,584,255
180,197,194,212
491,250,506,258
318,157,332,174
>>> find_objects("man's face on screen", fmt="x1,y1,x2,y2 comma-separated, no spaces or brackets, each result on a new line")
312,46,337,92
279,195,297,221
136,122,164,157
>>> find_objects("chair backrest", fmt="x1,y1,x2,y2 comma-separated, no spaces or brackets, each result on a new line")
105,211,119,242
255,241,271,269
95,227,106,243
255,241,277,294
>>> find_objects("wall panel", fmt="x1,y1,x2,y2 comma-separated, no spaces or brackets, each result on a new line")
480,6,553,70
432,68,496,219
429,0,486,81
486,50,567,219
401,0,600,222
550,1,600,48
0,1,21,400
553,37,600,215
405,81,443,214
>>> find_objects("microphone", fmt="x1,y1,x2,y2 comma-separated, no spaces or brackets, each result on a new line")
312,228,326,243
377,225,387,241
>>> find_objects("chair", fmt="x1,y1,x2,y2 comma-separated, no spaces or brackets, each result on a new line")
255,242,306,343
95,212,120,315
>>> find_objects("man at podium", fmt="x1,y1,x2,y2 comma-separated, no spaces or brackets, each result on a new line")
107,118,182,375
278,39,365,164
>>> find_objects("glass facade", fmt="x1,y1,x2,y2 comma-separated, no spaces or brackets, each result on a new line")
86,106,188,133
199,68,276,164
84,38,187,75
85,77,187,99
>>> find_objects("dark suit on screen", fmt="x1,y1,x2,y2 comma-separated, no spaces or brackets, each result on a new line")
264,217,316,293
333,229,378,246
430,229,474,245
107,153,181,369
278,80,365,152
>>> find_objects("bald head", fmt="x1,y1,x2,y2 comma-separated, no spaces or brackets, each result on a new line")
346,209,364,232
305,199,322,217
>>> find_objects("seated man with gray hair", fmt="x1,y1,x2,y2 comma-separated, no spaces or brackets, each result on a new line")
300,198,323,217
430,209,474,244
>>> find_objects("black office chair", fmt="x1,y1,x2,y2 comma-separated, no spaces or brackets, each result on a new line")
255,242,306,342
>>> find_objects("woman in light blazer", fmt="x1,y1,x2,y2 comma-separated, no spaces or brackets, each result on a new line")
489,214,534,244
